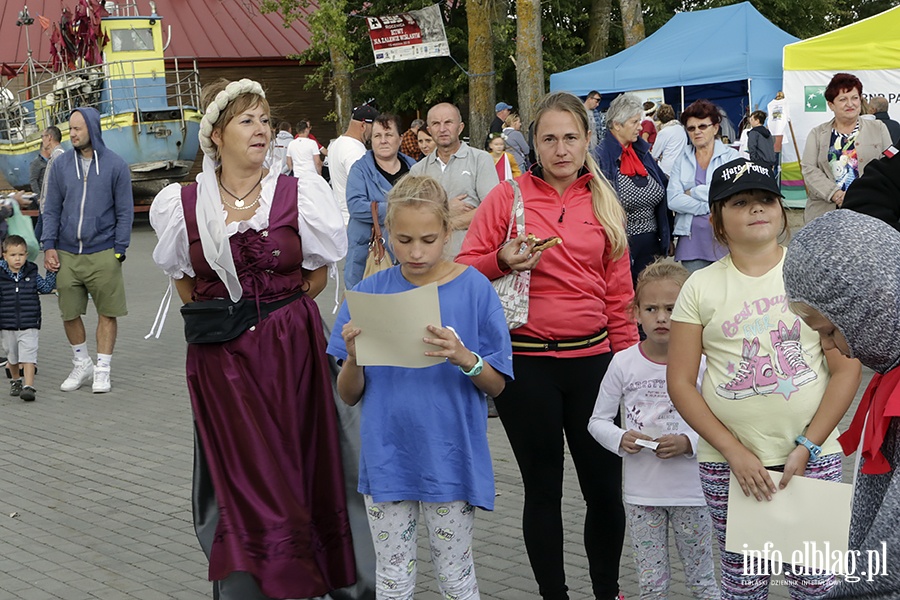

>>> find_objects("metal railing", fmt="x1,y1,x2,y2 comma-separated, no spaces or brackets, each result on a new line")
0,56,201,144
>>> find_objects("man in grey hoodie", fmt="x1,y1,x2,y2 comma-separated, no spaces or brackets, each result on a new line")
42,107,133,394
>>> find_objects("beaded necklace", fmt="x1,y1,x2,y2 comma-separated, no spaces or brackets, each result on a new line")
218,171,263,208
221,194,261,211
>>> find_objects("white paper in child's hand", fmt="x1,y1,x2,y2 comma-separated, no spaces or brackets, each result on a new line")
346,282,444,368
725,469,851,571
635,439,660,451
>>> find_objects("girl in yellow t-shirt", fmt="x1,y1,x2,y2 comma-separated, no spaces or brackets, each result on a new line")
667,158,861,599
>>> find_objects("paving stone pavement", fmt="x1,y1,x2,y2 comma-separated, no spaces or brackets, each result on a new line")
0,218,870,600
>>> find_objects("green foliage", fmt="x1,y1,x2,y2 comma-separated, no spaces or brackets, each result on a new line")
260,0,355,119
262,0,900,119
639,0,900,41
262,0,472,115
539,0,592,83
353,0,472,112
262,0,597,118
702,0,841,38
493,0,591,107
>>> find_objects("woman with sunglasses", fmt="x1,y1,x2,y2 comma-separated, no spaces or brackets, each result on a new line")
667,100,739,272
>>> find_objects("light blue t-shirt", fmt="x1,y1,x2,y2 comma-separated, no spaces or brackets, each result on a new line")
327,266,513,510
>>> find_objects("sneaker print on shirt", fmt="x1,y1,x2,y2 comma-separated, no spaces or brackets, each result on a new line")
716,337,778,399
718,319,818,401
770,319,817,385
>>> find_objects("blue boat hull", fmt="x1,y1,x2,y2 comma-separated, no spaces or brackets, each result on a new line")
0,113,200,189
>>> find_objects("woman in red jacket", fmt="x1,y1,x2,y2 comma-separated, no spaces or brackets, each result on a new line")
457,91,639,600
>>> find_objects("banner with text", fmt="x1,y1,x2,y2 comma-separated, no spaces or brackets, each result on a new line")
366,5,449,65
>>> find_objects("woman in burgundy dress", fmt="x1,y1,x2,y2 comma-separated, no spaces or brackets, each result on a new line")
150,79,353,599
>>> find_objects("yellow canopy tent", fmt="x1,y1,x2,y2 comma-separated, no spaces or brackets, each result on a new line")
780,6,900,207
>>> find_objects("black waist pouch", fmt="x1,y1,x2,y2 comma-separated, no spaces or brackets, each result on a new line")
180,291,303,344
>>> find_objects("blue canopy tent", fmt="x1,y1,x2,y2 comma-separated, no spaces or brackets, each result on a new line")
549,2,798,124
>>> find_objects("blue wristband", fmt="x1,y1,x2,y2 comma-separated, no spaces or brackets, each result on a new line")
459,353,483,377
795,435,822,459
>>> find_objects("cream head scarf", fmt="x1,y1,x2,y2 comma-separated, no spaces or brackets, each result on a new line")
195,79,266,302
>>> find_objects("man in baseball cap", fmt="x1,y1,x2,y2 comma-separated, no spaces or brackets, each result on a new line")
351,104,379,123
490,102,513,134
328,103,381,224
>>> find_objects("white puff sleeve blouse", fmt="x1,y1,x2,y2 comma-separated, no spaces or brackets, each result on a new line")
150,171,348,278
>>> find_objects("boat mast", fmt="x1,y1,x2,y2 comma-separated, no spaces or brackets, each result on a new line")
15,6,36,95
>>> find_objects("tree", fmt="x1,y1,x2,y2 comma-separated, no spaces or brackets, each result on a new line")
638,0,900,41
587,0,614,60
259,0,355,132
516,0,544,127
620,0,646,47
467,0,496,146
262,0,597,131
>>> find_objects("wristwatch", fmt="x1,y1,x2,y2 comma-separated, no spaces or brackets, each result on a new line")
459,352,483,377
795,435,822,459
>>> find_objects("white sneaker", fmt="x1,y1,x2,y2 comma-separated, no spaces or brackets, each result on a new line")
92,368,111,393
60,359,94,392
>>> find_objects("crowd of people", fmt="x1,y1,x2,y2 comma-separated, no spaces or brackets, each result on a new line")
0,66,865,600
144,73,900,600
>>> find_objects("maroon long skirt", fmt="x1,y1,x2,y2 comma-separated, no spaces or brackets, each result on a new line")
187,294,356,599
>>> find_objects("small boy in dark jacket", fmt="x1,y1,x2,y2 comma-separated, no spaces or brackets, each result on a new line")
747,110,777,171
0,235,56,401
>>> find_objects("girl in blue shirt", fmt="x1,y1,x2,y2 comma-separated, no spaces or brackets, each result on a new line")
328,175,513,599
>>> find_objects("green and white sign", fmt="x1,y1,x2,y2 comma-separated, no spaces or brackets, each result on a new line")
804,86,827,112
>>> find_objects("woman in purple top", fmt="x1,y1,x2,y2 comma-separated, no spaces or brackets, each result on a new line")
666,100,739,272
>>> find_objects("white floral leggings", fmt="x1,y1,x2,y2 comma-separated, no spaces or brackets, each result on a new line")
364,496,479,600
626,503,719,600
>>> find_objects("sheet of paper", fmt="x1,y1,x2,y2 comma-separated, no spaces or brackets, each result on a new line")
635,439,659,451
726,469,852,572
345,282,444,368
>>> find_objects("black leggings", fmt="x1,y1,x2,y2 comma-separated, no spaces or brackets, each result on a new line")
628,230,661,287
494,352,624,600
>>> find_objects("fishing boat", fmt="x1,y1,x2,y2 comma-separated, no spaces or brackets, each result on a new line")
0,1,201,198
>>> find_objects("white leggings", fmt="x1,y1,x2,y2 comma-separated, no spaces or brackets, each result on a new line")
364,496,480,600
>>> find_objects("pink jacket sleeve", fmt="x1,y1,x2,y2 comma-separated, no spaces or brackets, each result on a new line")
602,244,639,352
456,181,515,281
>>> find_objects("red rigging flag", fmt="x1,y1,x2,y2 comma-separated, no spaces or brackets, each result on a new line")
38,14,52,30
365,4,449,65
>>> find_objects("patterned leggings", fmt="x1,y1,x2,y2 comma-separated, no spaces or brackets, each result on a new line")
698,455,842,600
626,503,719,600
364,496,479,599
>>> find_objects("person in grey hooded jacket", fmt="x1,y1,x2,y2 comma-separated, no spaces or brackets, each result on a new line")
746,110,777,170
784,209,900,600
42,106,133,394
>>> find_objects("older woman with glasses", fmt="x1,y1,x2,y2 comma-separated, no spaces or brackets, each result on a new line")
594,93,670,283
667,99,739,272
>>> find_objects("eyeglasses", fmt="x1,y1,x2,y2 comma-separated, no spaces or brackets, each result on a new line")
686,123,714,133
